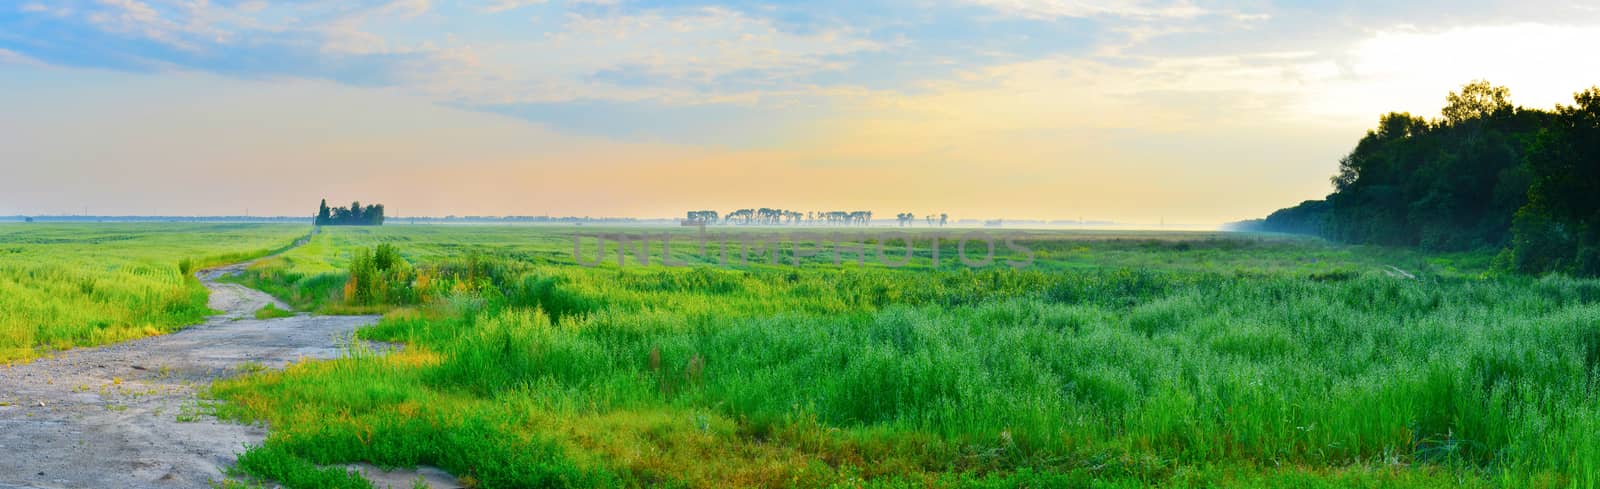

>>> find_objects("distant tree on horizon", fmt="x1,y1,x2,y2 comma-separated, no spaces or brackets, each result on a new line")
316,199,384,226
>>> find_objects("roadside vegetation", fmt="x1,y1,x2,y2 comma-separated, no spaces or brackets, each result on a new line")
207,225,1600,488
0,223,308,363
253,304,295,320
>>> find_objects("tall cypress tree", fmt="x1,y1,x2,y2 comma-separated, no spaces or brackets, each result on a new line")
316,199,331,225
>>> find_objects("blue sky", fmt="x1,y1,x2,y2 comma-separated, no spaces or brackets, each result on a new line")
3,1,1600,222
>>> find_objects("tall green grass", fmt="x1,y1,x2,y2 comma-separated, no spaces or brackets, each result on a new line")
200,226,1600,488
0,223,310,363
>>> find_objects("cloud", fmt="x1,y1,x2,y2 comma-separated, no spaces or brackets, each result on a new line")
380,0,434,18
962,0,1208,20
0,48,43,66
84,0,190,49
2,0,886,110
550,7,883,87
19,2,65,15
481,0,547,13
7,0,1600,155
861,20,1600,135
388,4,890,114
1,0,467,84
1309,23,1600,122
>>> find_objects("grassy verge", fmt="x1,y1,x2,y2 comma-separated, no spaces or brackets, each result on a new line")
254,304,295,320
0,224,311,364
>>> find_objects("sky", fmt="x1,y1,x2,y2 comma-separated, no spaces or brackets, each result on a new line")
3,1,1600,224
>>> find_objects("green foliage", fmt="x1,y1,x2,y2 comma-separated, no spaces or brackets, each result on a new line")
254,303,294,320
1322,88,1534,250
1253,82,1600,276
1518,87,1600,276
205,226,1599,488
1442,80,1514,125
316,199,385,226
1254,199,1329,237
344,243,416,307
234,444,375,489
0,223,309,363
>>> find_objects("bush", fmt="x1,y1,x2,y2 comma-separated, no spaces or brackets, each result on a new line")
343,244,416,307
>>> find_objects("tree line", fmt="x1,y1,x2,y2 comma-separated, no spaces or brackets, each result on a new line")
316,199,385,226
1241,81,1600,275
895,212,948,227
683,209,959,226
686,209,879,226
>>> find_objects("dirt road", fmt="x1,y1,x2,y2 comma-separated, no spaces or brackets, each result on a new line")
0,258,453,488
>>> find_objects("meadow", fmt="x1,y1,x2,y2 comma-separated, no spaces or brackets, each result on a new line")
0,223,308,363
201,225,1599,488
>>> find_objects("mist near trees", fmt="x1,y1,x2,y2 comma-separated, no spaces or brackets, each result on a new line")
686,209,876,226
1244,81,1600,276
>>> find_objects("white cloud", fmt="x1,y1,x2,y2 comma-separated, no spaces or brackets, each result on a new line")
413,6,886,105
43,0,1595,128
85,0,191,48
556,7,881,81
0,48,44,66
11,0,883,107
962,0,1207,20
481,0,546,13
1310,23,1600,121
848,21,1600,139
377,0,433,18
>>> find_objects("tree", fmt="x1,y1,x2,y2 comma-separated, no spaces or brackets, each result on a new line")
1251,81,1600,276
896,212,914,226
1517,86,1600,275
1442,80,1512,126
317,199,331,225
366,204,385,225
1331,112,1430,192
315,199,386,226
1259,81,1550,251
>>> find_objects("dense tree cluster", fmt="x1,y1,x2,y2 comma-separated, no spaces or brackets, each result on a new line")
315,199,385,226
685,210,719,223
1247,81,1600,275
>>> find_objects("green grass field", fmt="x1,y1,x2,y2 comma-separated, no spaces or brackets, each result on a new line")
0,223,308,363
196,225,1599,488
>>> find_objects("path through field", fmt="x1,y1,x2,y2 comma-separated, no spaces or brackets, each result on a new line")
0,256,455,488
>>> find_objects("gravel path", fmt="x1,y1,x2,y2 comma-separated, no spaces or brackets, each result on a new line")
0,257,452,488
